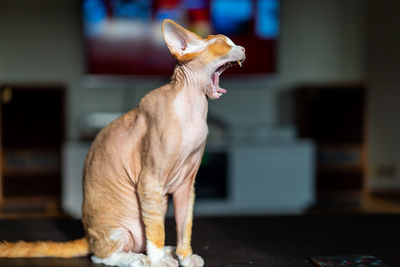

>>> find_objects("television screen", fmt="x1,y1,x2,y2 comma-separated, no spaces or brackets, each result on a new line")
83,0,279,77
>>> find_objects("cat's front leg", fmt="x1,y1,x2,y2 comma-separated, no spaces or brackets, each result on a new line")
173,180,204,267
138,173,178,267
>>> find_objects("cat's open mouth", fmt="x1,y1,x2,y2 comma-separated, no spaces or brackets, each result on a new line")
210,60,244,99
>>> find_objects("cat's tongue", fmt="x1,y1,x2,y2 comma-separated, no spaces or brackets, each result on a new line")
211,72,227,99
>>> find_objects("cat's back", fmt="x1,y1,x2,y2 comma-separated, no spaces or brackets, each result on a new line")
83,107,147,185
89,108,144,153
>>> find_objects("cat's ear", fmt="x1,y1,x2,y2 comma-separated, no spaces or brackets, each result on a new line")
162,19,206,61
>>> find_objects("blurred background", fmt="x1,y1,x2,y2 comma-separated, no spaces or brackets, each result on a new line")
0,0,399,218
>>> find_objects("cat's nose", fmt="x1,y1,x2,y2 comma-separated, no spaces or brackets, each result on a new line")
239,46,245,53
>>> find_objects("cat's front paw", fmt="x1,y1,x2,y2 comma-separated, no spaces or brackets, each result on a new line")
91,253,151,267
163,246,176,258
180,254,204,267
151,255,179,267
126,254,151,267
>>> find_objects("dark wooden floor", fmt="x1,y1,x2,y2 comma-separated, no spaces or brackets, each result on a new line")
0,215,399,266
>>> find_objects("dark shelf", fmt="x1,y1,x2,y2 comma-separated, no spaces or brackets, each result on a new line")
1,85,65,214
295,84,366,204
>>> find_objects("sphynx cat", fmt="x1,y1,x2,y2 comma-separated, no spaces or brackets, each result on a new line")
0,19,245,267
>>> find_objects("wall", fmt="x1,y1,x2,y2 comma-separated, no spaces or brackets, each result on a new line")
211,0,366,127
1,0,77,141
0,0,366,141
279,0,365,83
0,0,127,141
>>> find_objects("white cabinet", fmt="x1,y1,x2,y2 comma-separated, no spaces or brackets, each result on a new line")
194,140,316,215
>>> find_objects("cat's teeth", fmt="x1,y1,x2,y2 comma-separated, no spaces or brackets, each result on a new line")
237,61,242,67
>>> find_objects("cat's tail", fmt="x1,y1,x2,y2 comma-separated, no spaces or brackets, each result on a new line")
0,237,89,258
